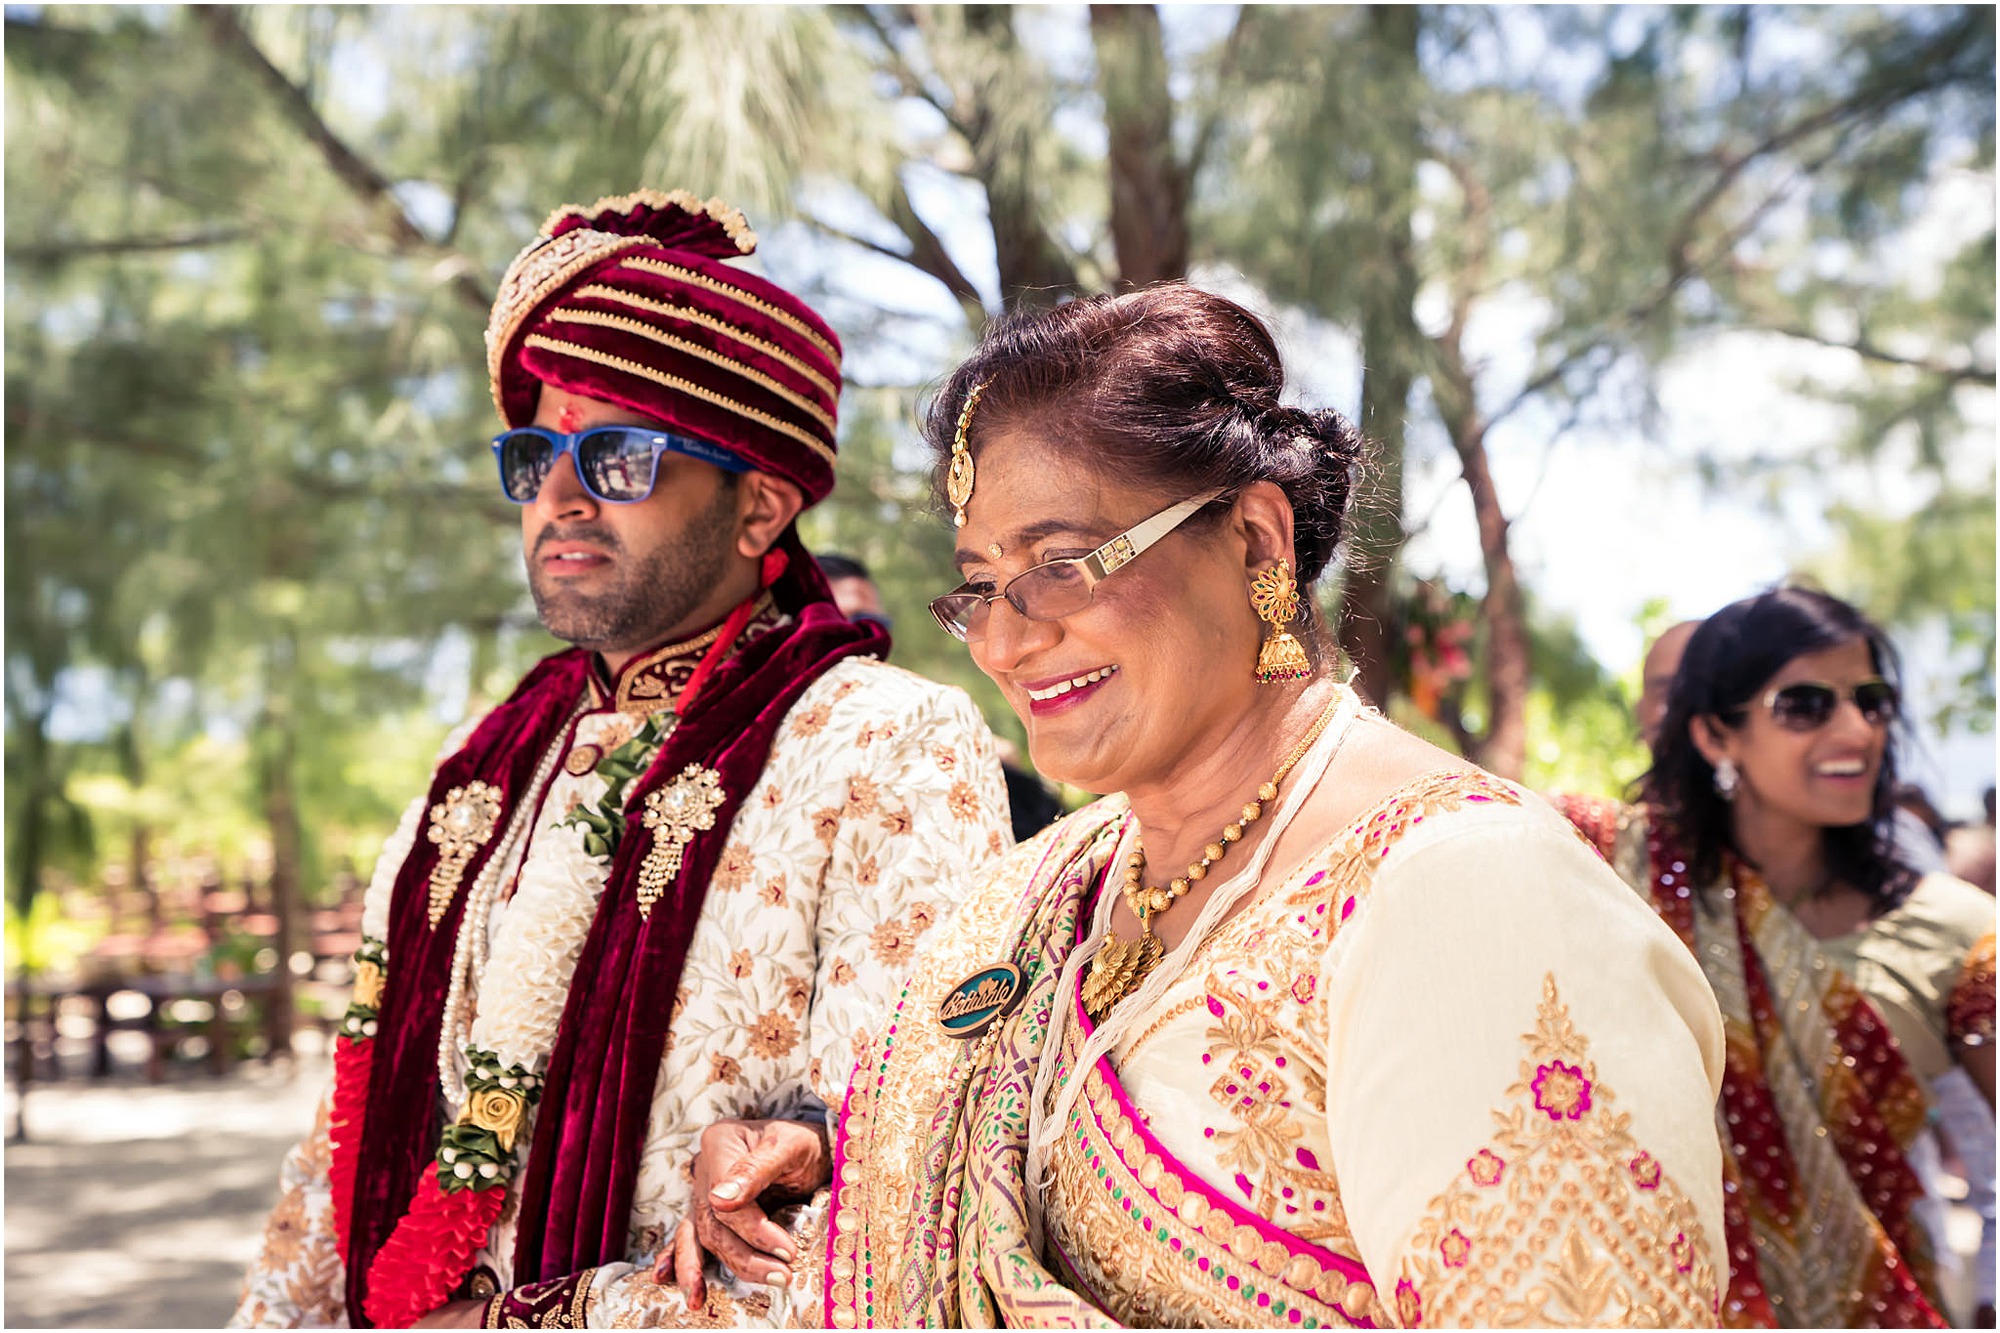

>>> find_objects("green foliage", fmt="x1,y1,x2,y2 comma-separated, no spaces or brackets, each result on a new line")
1811,476,1998,730
4,4,1988,933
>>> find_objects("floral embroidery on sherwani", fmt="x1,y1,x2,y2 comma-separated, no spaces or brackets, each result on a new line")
230,656,1010,1328
1394,976,1716,1328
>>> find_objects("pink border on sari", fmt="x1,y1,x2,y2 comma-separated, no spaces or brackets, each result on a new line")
1055,987,1379,1328
824,826,1093,1328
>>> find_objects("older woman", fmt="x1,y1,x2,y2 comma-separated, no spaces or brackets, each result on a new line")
659,286,1729,1329
1560,587,1994,1328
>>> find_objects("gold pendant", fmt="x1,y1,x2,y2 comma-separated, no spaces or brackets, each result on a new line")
1081,931,1163,1020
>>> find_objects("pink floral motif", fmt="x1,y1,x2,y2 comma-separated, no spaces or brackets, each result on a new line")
1629,1150,1662,1189
1395,1278,1423,1326
1440,1228,1472,1268
1467,1147,1506,1187
1531,1060,1592,1120
1670,1230,1695,1274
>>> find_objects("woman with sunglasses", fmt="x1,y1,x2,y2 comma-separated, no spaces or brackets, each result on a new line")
724,285,1734,1330
1563,587,1995,1327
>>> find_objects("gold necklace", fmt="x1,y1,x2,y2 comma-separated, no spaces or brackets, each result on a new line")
1081,693,1346,1020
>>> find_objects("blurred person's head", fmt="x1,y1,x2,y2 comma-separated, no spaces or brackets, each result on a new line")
485,191,843,670
1891,782,1948,840
921,284,1364,794
1986,785,1995,827
1947,825,1996,893
816,553,892,634
1643,587,1909,906
1637,620,1700,751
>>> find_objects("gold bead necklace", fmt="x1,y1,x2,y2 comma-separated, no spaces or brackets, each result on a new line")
1082,692,1345,1020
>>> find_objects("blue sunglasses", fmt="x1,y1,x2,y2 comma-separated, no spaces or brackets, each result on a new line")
492,425,750,505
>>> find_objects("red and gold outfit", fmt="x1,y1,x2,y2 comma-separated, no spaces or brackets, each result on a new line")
1556,796,1993,1328
230,192,1013,1329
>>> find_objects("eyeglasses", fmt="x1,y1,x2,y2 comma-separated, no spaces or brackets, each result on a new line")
492,426,749,505
928,491,1223,642
1748,679,1900,731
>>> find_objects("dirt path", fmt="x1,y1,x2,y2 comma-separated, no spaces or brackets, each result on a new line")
4,1056,324,1329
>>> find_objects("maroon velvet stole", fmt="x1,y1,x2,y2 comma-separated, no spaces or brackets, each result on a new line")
341,540,886,1324
508,541,884,1284
344,649,594,1319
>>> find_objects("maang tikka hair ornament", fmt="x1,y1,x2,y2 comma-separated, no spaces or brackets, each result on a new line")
947,379,990,528
1250,558,1311,683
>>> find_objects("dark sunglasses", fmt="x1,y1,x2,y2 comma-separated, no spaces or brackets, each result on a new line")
1740,678,1899,731
492,426,749,505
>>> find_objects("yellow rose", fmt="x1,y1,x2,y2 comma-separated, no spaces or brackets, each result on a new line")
352,959,385,1010
467,1087,526,1153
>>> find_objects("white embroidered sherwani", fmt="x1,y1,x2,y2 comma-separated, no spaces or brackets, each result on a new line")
231,641,1010,1328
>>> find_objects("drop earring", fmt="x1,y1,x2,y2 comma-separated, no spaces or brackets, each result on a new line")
1250,559,1311,683
1713,758,1739,800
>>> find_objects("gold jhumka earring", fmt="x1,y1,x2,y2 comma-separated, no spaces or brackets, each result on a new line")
1250,559,1311,683
947,379,990,528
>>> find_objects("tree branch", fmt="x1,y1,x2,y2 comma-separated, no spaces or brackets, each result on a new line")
808,207,983,315
1185,6,1254,184
854,4,975,141
8,230,249,263
189,6,492,313
1766,326,1997,385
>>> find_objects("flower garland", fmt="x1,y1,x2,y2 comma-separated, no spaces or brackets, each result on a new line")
327,936,386,1255
336,716,669,1326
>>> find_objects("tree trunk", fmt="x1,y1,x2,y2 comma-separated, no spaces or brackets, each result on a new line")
1337,6,1423,709
963,5,1083,303
1435,352,1530,779
257,647,303,1060
133,826,161,933
1089,4,1190,286
8,717,51,950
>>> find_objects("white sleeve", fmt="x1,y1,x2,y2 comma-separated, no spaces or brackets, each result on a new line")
1323,808,1726,1328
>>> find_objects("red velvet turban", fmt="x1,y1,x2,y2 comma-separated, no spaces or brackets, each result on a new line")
485,189,843,504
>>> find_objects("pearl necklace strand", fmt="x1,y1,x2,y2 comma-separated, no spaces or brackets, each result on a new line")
435,703,584,1106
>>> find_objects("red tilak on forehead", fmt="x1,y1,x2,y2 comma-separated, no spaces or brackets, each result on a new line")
557,404,584,433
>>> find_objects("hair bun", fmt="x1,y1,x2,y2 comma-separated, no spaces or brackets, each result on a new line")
1306,407,1364,462
539,188,757,259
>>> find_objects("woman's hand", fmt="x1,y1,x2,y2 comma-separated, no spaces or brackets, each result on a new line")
651,1117,832,1306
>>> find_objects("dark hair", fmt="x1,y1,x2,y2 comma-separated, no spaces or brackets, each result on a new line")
923,285,1367,598
815,552,871,583
1641,586,1913,908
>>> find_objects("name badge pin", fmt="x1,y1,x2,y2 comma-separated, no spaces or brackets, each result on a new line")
936,962,1025,1040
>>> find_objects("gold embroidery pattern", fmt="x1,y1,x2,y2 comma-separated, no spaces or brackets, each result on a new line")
426,781,505,926
539,189,756,253
1396,975,1717,1327
1202,972,1341,1240
1046,1026,1384,1329
546,308,838,433
570,283,839,400
603,595,781,716
486,229,652,397
522,334,836,463
637,765,726,919
618,256,839,363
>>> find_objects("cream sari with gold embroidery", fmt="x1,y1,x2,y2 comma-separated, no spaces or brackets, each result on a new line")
829,757,1730,1329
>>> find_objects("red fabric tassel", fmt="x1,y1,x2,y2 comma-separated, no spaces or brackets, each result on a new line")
678,550,788,712
363,1165,508,1329
327,1035,373,1256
